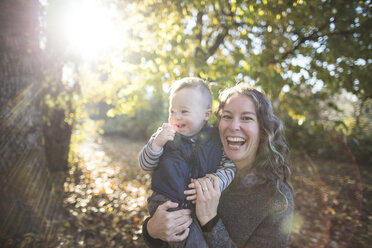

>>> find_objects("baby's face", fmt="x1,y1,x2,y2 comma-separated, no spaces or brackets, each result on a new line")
168,88,210,137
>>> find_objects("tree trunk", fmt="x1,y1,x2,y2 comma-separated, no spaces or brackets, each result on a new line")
41,63,74,173
0,0,57,244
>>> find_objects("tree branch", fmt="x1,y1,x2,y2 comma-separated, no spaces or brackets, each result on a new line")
194,9,206,59
204,1,234,60
278,19,331,62
206,28,229,59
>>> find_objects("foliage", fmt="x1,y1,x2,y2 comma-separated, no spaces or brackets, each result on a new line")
347,99,372,166
284,91,372,165
40,0,372,154
114,0,371,97
101,92,167,139
59,0,371,151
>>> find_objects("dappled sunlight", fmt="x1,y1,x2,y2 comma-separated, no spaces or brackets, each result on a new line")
55,123,151,247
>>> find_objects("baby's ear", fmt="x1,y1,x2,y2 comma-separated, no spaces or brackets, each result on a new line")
204,108,212,121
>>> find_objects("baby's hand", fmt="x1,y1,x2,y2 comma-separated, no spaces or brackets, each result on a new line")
184,177,215,204
152,123,176,152
184,179,197,203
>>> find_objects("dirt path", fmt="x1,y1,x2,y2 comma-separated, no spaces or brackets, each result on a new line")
54,134,151,247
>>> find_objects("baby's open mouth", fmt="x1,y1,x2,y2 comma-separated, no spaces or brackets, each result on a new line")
176,124,186,129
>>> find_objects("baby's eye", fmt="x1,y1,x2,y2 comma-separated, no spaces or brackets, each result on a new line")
181,110,189,114
169,110,175,114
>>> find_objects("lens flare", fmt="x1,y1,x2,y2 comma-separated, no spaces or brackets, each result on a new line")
57,0,124,61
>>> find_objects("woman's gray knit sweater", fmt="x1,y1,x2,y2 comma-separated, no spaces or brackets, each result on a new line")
204,173,294,248
142,173,293,248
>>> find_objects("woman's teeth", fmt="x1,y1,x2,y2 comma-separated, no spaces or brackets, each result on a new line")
226,137,246,147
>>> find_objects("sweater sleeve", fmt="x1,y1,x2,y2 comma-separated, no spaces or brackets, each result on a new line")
138,129,164,171
203,218,238,248
142,217,168,247
213,151,236,192
203,207,292,248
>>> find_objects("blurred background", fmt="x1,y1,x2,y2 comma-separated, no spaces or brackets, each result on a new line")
0,0,371,247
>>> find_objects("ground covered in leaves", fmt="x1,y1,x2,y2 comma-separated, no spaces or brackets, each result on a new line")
49,134,371,247
52,134,151,247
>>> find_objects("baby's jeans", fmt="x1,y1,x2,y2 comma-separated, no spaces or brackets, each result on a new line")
147,192,208,248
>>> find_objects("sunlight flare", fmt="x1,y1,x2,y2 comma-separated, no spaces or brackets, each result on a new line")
58,0,124,60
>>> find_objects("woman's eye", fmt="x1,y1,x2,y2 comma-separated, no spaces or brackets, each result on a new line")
222,115,232,120
242,116,253,121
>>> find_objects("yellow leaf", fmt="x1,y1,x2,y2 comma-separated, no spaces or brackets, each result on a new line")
258,10,264,16
176,35,182,43
113,217,120,224
241,60,250,71
237,7,244,16
199,72,207,78
328,207,336,215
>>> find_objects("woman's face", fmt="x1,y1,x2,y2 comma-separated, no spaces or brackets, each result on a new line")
218,93,260,170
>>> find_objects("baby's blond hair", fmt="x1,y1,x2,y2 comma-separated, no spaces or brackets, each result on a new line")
170,77,212,108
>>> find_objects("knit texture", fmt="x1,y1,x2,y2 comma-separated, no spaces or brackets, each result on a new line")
204,173,294,248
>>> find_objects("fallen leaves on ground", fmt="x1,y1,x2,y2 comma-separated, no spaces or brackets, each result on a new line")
53,134,152,247
43,134,371,247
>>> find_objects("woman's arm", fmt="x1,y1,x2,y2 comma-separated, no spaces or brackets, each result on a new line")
191,175,240,247
142,201,193,246
192,175,220,226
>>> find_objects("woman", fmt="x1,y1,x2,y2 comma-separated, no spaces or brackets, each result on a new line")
142,84,294,247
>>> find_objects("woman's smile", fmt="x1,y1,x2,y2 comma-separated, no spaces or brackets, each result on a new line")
226,136,246,149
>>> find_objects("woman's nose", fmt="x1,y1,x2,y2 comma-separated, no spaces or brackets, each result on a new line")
229,118,240,131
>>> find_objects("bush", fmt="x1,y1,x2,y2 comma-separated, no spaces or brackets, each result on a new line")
100,94,167,140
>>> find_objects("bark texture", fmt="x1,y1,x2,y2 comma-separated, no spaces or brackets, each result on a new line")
0,0,55,242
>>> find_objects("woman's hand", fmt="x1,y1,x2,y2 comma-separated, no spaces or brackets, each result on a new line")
147,201,192,242
188,174,221,226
